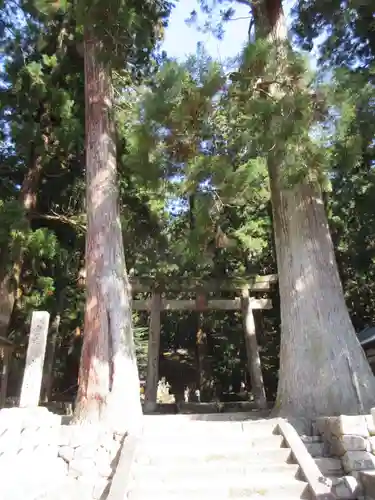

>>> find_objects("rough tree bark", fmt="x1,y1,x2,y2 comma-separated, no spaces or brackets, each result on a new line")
73,28,142,434
252,0,375,419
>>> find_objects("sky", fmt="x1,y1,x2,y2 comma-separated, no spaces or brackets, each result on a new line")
162,0,297,62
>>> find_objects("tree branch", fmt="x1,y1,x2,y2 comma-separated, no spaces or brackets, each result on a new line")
29,211,87,233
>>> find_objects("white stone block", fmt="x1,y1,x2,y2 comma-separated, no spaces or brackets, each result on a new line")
59,425,74,446
328,416,369,438
68,424,103,448
0,407,25,431
97,463,112,478
338,435,369,453
19,311,50,408
76,474,102,499
55,456,69,476
366,415,375,436
94,445,110,465
0,427,21,453
94,449,113,478
59,445,75,463
369,436,375,453
63,476,93,500
102,438,120,460
315,417,329,436
331,475,362,499
93,477,109,499
69,458,94,477
74,443,98,460
342,451,375,473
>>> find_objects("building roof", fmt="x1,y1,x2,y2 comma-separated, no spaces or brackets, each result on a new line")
357,327,375,347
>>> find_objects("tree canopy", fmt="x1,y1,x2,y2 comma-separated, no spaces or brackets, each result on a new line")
1,0,375,418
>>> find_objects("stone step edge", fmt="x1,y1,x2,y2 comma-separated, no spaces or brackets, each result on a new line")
134,452,292,462
131,462,300,473
276,419,335,500
127,495,309,500
134,448,291,456
128,481,309,494
128,474,305,488
314,457,344,472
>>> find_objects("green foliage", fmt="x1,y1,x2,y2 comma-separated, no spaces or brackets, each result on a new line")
133,323,149,380
325,71,375,329
0,200,28,250
33,0,174,72
5,0,375,404
293,0,375,73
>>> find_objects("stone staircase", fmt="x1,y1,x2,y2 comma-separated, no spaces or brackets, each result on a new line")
302,434,344,477
126,413,311,500
301,433,358,499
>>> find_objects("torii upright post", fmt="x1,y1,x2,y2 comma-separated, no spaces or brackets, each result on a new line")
242,288,267,409
144,291,161,412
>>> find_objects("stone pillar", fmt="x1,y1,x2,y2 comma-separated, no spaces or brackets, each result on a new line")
19,311,50,408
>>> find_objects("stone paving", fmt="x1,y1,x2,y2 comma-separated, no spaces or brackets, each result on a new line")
0,406,122,500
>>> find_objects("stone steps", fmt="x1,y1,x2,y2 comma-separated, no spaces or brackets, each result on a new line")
139,433,284,447
314,456,344,476
127,482,309,499
300,432,360,499
141,422,279,437
300,435,344,477
137,440,289,458
300,435,322,443
131,461,300,478
305,441,325,457
142,411,273,423
128,493,309,500
134,446,292,464
129,470,303,489
128,415,309,500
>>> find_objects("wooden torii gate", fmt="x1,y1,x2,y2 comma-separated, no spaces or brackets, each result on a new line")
130,274,277,412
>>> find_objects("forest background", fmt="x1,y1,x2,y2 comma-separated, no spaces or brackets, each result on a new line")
0,0,374,408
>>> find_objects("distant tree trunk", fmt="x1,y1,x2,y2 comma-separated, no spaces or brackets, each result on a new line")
42,287,66,403
73,29,142,434
196,323,208,400
42,313,61,402
0,144,43,338
195,294,213,401
253,0,375,419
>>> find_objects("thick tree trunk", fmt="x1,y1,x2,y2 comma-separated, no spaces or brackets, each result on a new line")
253,0,375,418
270,177,375,417
73,28,142,434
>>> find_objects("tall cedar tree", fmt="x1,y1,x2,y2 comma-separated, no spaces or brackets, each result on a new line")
75,0,173,432
251,0,375,420
24,0,173,431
